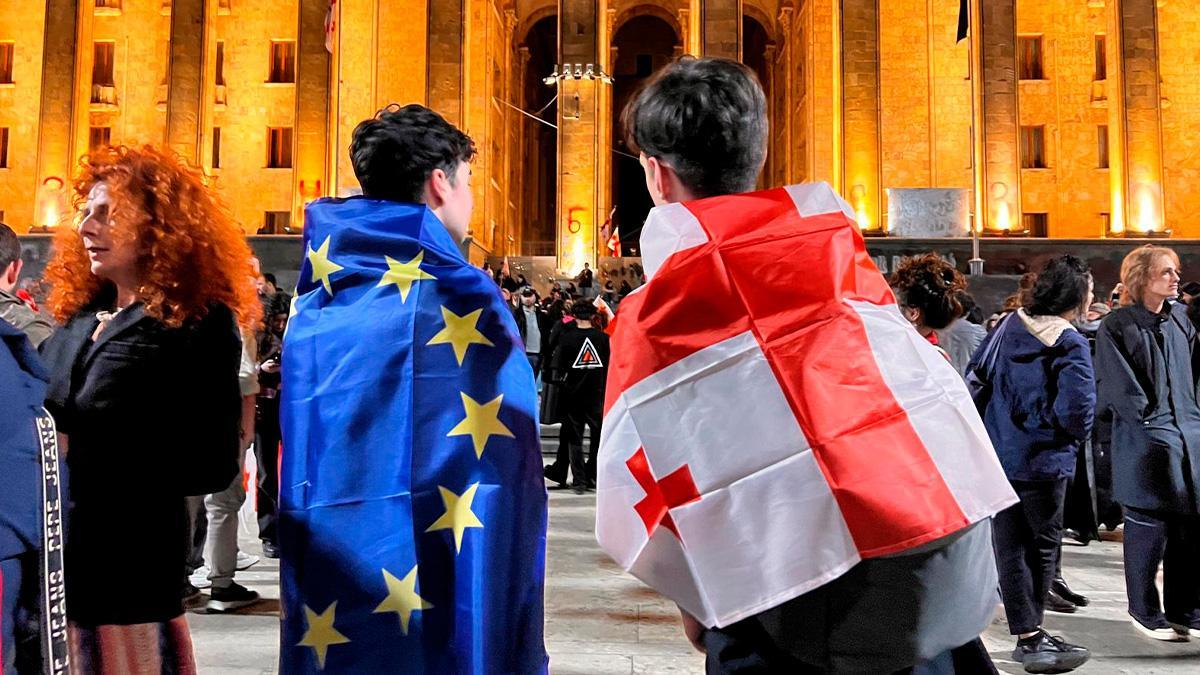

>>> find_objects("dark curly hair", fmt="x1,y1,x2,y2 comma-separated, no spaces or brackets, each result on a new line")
890,254,966,330
622,56,767,197
350,103,477,203
1026,255,1092,317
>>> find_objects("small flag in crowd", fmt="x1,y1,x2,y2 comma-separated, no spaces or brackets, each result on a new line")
324,0,337,54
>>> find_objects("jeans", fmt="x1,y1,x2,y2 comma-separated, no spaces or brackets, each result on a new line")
992,478,1067,635
702,633,997,674
562,404,600,487
1123,506,1200,625
525,352,542,380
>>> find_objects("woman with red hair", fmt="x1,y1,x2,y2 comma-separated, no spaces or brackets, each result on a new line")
39,146,261,674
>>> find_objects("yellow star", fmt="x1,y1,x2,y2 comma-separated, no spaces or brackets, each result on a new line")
297,601,351,670
426,306,494,366
373,566,433,635
425,483,485,553
447,393,513,459
307,236,344,296
377,250,437,302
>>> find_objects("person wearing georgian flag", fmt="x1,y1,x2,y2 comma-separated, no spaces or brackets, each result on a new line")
598,56,1017,673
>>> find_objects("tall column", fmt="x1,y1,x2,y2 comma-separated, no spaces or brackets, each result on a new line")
972,0,1020,232
840,0,881,232
1108,0,1164,235
165,0,214,166
557,0,600,273
702,0,742,60
778,4,794,183
292,0,332,227
427,0,465,126
35,0,91,203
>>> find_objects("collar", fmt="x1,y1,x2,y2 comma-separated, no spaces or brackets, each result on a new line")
1127,301,1173,329
1017,308,1077,347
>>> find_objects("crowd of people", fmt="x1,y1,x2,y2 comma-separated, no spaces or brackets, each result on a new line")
1,53,1199,675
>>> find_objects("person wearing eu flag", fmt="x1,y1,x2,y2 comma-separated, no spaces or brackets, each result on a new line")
279,104,548,674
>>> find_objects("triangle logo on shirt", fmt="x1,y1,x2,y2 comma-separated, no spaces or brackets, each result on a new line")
572,337,604,369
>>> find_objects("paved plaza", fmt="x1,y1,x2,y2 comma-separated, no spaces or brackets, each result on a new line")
191,491,1200,674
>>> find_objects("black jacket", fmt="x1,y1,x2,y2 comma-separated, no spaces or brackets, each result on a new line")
511,304,550,355
40,299,242,625
1094,302,1200,514
550,326,610,408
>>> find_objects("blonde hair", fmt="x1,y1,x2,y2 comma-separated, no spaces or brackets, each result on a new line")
1119,244,1180,306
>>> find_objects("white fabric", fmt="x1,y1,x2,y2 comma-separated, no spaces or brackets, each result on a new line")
784,182,858,221
638,202,710,281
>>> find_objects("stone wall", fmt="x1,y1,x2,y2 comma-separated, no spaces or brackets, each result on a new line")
0,1,48,229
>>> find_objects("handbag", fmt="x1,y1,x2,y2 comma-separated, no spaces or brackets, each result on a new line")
966,313,1011,412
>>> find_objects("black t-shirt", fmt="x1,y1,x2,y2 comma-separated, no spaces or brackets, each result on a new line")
552,326,609,402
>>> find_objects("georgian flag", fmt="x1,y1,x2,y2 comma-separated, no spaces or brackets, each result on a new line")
594,183,1017,629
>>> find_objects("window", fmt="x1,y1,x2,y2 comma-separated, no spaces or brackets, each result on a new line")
1097,125,1109,169
1022,213,1048,237
1094,35,1107,81
212,128,222,169
267,127,293,168
1101,212,1111,233
268,41,295,83
215,41,225,86
92,42,115,86
1018,36,1044,80
95,0,121,8
261,211,290,234
89,126,111,151
1020,125,1046,169
0,128,9,169
0,43,13,84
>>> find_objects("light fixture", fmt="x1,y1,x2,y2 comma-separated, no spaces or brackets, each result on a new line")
544,63,614,86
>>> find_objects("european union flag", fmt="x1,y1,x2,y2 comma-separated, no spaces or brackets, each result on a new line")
279,198,548,674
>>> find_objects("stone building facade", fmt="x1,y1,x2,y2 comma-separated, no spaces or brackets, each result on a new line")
1,0,1198,269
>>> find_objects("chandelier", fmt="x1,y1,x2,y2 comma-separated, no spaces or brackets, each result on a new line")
543,63,614,85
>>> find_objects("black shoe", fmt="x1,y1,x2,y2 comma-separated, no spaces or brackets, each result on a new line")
1051,577,1089,607
182,583,202,604
207,582,260,613
1011,631,1090,673
1045,589,1078,614
543,465,567,489
572,485,587,495
262,541,280,559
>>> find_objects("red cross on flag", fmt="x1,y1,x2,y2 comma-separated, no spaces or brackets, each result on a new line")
595,182,1018,629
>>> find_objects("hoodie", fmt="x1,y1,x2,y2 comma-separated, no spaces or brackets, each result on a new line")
968,309,1097,480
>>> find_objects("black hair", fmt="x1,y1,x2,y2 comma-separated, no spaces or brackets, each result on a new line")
571,302,596,320
622,57,767,198
0,222,19,271
956,290,986,325
890,253,966,330
263,272,277,286
1027,255,1092,317
1181,281,1200,297
350,104,477,203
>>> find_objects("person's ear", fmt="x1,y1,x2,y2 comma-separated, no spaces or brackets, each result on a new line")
425,168,451,208
2,260,19,287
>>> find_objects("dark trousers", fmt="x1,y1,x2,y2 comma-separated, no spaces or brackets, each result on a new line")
992,478,1067,635
255,398,282,546
546,404,600,486
1123,506,1200,625
703,632,997,675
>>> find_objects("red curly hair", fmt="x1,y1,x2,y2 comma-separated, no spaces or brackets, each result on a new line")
44,146,262,331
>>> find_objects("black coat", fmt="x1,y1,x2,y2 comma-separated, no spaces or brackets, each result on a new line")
1094,302,1200,515
40,299,242,625
511,304,550,355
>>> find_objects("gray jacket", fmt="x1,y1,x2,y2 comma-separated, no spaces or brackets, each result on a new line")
0,289,53,347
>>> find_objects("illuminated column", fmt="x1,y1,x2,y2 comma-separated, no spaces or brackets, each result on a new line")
1108,0,1165,235
702,0,742,60
840,0,881,232
684,2,701,55
974,0,1020,232
292,0,332,228
35,0,92,223
427,0,465,126
557,0,600,273
165,0,215,166
778,4,794,183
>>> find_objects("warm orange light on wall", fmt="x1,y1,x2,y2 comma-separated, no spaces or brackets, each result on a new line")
1134,183,1162,233
989,183,1012,232
33,177,67,232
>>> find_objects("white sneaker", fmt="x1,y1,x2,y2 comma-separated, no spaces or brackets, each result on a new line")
189,566,212,589
236,551,260,571
1132,615,1188,642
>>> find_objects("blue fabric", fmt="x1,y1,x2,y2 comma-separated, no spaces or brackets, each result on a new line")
279,198,547,674
968,317,1096,480
0,319,48,674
